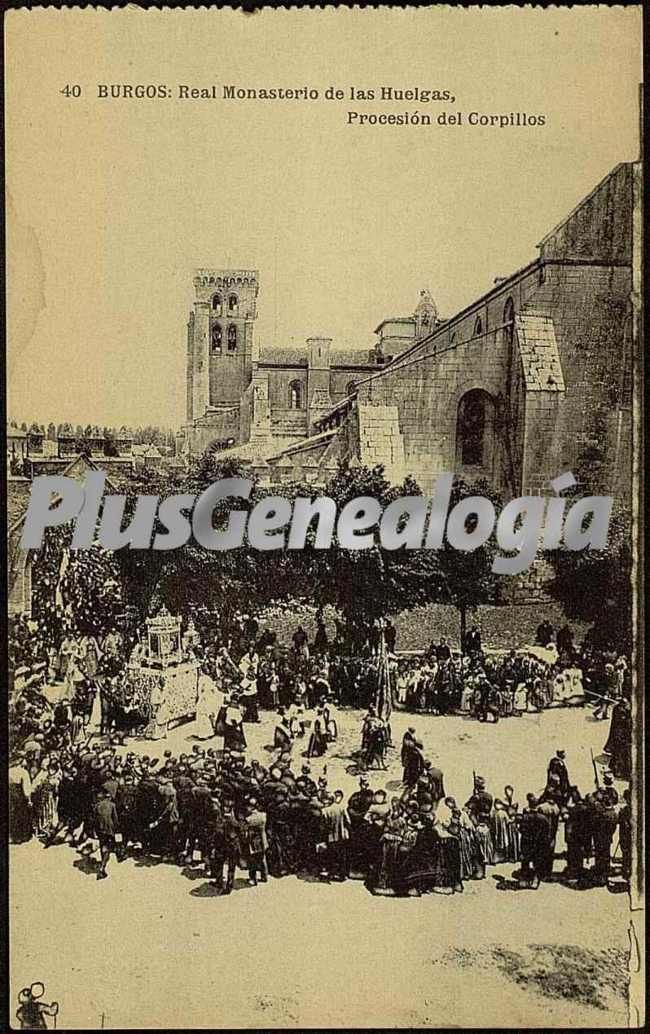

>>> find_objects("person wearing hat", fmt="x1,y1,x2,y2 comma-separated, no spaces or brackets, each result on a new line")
346,776,374,877
223,695,247,753
595,664,616,720
364,711,388,771
546,749,571,804
589,786,619,885
218,799,244,895
401,728,424,788
16,982,59,1030
562,786,593,883
517,795,551,889
242,797,269,885
321,789,351,881
273,708,293,755
149,777,180,860
305,707,327,759
618,787,631,882
604,697,632,780
94,786,119,880
296,763,317,797
419,761,446,805
9,752,33,844
600,771,619,808
465,776,495,869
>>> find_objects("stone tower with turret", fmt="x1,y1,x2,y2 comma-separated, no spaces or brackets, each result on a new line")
186,269,259,423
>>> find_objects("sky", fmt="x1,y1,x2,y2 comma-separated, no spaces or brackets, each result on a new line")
6,6,642,428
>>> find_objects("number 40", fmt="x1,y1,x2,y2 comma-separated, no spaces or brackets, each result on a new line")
60,85,82,98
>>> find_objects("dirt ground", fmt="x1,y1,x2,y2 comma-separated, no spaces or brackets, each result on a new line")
10,706,632,1029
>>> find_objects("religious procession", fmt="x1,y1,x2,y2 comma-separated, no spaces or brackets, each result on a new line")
9,602,633,897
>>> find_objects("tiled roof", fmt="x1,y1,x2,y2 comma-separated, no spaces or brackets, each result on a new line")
212,435,300,463
257,345,377,368
330,348,375,367
515,314,566,392
258,346,308,366
265,428,338,462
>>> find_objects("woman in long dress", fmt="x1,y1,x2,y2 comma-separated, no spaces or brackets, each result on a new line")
513,680,528,715
32,760,62,839
306,709,327,758
145,678,169,740
64,640,85,697
149,698,170,740
58,630,77,682
195,674,218,740
375,799,406,893
86,684,103,736
9,756,33,843
491,795,518,864
223,696,247,752
79,634,102,679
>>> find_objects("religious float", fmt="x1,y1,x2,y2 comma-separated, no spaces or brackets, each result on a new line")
127,606,199,728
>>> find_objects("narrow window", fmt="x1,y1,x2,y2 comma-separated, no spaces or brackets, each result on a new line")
211,323,222,354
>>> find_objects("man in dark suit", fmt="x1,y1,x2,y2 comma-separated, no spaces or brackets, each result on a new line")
546,749,571,803
94,787,119,880
463,625,482,656
518,795,552,888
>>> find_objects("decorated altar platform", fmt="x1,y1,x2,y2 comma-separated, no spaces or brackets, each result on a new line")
127,607,199,727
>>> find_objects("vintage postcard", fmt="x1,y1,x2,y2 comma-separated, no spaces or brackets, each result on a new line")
5,5,644,1030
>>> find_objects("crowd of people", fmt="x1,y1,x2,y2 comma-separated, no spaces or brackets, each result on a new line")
10,606,632,756
9,722,631,896
9,604,634,897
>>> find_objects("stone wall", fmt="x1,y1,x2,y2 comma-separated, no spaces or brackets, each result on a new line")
354,257,631,501
187,404,242,456
539,162,633,264
522,263,632,497
356,404,406,483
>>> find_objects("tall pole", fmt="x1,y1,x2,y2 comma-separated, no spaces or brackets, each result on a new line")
374,625,393,723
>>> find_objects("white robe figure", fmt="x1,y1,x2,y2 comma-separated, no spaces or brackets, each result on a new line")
568,667,585,703
195,673,220,739
146,681,169,740
513,681,528,713
86,686,103,736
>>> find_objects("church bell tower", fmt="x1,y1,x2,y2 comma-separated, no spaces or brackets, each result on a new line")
186,269,259,422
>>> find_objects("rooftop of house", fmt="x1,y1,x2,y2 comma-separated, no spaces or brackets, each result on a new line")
256,344,383,368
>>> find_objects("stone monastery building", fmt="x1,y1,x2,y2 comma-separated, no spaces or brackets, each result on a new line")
180,160,641,501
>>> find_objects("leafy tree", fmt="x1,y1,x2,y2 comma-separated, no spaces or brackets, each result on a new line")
435,477,502,648
277,463,444,633
103,428,119,457
545,505,632,653
30,525,123,640
74,436,93,457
